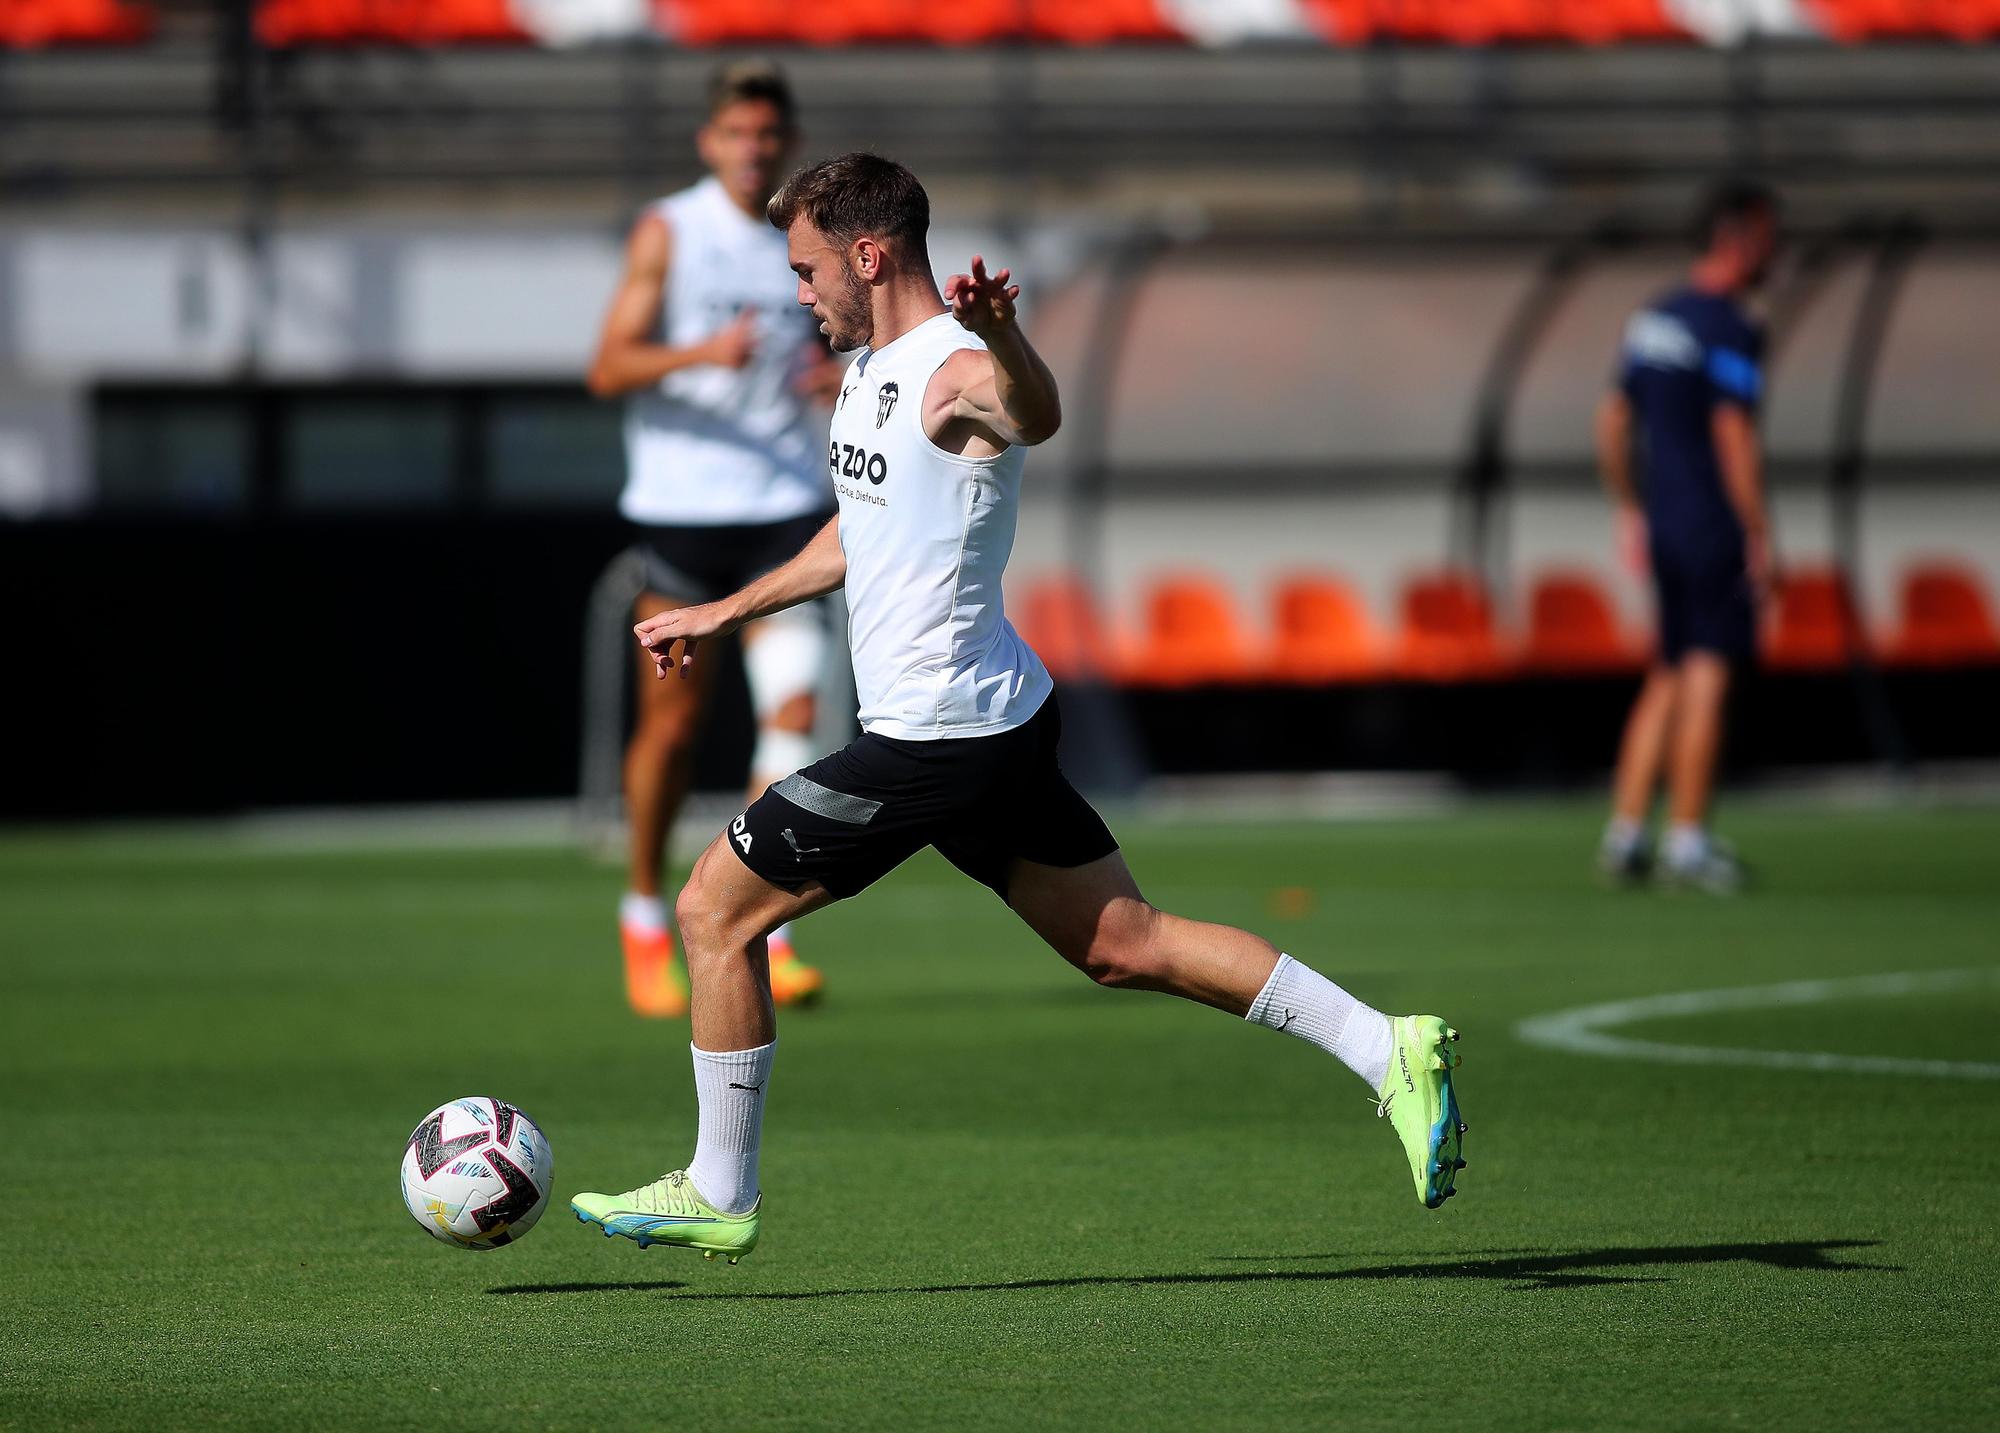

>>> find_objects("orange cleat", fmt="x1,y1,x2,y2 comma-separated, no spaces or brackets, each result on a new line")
767,933,825,1009
621,922,689,1019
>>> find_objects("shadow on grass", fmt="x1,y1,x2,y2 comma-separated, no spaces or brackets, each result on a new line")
489,1279,687,1295
488,1239,1892,1298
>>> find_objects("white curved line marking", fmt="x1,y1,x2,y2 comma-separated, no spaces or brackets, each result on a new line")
1516,969,2000,1080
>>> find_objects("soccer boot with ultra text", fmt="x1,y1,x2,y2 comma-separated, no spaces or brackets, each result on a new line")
1376,1015,1466,1210
571,1170,760,1262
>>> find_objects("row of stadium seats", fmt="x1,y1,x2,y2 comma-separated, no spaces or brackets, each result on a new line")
1012,562,2000,688
17,0,1998,47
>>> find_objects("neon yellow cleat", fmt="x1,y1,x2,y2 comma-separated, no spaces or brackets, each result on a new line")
570,1170,760,1262
1375,1015,1467,1210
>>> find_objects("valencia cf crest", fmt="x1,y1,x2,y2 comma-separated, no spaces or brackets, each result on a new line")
876,381,899,428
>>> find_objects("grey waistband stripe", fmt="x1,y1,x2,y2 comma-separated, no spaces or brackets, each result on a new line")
773,773,882,825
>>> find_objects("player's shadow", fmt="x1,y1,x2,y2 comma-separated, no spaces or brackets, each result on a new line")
671,1239,1891,1298
487,1238,1893,1299
489,1279,688,1295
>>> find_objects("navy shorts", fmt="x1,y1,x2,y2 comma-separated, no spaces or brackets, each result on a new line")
725,695,1119,902
1652,540,1756,664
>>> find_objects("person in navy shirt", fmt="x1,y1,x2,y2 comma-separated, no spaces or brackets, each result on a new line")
1596,181,1779,893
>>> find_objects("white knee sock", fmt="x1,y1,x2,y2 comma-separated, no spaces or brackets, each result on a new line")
1247,954,1394,1091
621,891,667,934
685,1040,773,1214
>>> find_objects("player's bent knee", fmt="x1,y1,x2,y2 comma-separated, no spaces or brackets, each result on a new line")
674,848,769,964
1077,901,1167,989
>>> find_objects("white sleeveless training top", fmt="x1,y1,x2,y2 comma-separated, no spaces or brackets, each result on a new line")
620,177,833,527
829,312,1054,741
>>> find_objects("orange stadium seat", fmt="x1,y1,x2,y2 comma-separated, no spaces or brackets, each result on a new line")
911,0,1026,42
1521,570,1644,675
657,0,795,43
1267,574,1382,683
1296,0,1680,43
1805,0,2000,40
258,0,528,42
1396,570,1508,680
1011,576,1134,684
1027,0,1176,41
1884,562,2000,668
0,0,150,44
1764,566,1865,672
1127,575,1259,687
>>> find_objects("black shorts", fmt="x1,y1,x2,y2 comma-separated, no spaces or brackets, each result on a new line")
633,512,832,606
726,694,1119,902
1653,540,1757,664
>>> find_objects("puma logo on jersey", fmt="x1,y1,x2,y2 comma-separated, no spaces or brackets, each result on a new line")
732,812,753,854
876,381,899,428
838,382,856,410
782,828,821,857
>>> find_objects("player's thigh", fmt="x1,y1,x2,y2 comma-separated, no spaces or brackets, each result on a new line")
730,738,940,901
631,590,719,727
1003,850,1156,976
679,826,836,946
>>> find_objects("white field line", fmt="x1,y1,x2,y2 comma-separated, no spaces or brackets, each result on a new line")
1515,969,2000,1080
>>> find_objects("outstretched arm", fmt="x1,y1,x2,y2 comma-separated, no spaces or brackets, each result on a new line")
634,517,845,679
938,256,1062,446
586,214,758,398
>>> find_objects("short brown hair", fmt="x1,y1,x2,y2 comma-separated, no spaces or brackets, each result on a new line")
766,152,930,252
707,58,795,126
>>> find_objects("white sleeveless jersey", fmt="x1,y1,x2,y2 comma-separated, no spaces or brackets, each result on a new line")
620,177,833,527
830,312,1053,740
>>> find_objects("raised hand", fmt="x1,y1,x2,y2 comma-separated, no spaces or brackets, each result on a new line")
634,601,742,680
944,255,1020,337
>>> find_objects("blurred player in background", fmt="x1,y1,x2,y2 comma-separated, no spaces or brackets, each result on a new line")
1595,181,1780,894
569,154,1466,1262
586,60,841,1017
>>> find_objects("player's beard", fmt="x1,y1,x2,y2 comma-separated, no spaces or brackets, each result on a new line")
822,267,872,352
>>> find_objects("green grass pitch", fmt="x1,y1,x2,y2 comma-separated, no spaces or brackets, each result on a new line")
6,801,2000,1430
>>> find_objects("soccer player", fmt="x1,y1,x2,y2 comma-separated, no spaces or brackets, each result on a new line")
570,154,1466,1261
586,61,839,1018
1595,181,1779,894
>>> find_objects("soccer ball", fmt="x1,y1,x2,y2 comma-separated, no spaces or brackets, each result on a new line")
399,1096,553,1250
